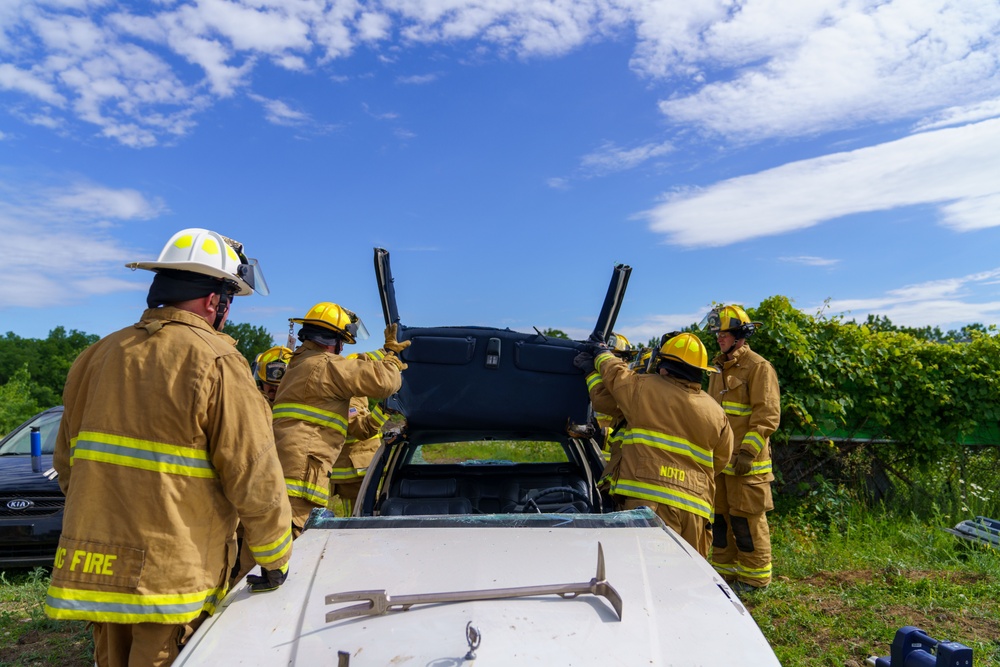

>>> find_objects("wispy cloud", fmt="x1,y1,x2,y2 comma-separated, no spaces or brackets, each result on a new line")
248,93,310,126
821,268,1000,328
780,256,840,267
396,73,439,85
580,140,673,176
641,117,1000,247
0,176,162,308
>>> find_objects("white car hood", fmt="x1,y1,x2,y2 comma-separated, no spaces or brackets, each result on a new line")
176,517,780,666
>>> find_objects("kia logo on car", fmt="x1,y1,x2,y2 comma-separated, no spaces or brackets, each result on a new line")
6,499,34,510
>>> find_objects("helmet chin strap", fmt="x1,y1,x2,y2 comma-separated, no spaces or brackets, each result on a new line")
213,291,232,331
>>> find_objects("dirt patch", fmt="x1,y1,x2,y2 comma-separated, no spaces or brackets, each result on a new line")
799,569,987,587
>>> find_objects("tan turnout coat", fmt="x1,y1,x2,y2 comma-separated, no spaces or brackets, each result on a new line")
45,307,293,625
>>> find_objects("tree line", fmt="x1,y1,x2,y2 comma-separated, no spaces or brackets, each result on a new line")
4,305,999,465
0,322,275,436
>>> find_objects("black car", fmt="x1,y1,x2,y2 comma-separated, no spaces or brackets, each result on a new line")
0,406,64,568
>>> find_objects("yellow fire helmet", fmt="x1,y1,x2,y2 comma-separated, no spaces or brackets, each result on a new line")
127,228,268,296
290,302,370,344
255,346,292,385
632,348,653,374
607,332,637,360
657,333,718,374
700,304,762,339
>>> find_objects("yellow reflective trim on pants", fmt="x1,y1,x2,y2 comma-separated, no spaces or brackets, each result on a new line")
44,585,222,624
248,526,292,565
738,562,772,580
614,478,713,519
70,432,216,479
711,561,739,577
285,477,329,505
722,401,752,416
625,428,714,469
272,403,347,435
743,431,765,454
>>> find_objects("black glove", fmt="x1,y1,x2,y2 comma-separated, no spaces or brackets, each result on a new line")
573,351,595,373
246,565,288,593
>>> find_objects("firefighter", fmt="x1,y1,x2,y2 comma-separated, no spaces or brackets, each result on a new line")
272,302,407,536
702,305,781,593
253,345,292,403
583,332,636,505
326,350,396,516
329,394,390,516
575,332,733,557
45,228,293,667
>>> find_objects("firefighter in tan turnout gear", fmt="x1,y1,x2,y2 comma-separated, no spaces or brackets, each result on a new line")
329,391,391,516
253,345,293,403
576,332,733,557
272,303,407,535
585,332,636,503
703,305,781,593
44,228,293,667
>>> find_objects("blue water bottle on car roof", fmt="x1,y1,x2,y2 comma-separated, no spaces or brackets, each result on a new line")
30,426,42,473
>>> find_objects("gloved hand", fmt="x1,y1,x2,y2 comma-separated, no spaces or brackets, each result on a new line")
733,450,755,476
384,353,408,372
384,323,411,354
246,564,288,593
572,351,595,373
587,341,609,357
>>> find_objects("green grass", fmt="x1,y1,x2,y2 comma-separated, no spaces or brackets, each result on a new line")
744,501,1000,666
0,567,91,667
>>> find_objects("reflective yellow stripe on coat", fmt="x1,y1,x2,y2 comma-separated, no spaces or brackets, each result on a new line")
45,585,224,624
613,478,714,520
624,428,715,469
272,403,347,435
70,432,216,479
285,477,330,505
248,526,293,566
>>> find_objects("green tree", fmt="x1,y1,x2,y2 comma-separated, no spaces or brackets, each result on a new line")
0,327,97,409
0,365,40,436
540,328,569,339
225,321,277,365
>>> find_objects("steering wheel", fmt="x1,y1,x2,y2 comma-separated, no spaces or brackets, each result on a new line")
520,486,594,514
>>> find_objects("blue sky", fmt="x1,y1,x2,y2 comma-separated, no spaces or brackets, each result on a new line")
3,0,1000,355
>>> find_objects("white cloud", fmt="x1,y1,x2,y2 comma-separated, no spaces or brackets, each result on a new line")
641,117,1000,247
580,139,673,176
822,268,1000,328
3,0,999,148
396,73,438,84
0,176,162,308
651,0,1000,140
780,256,840,267
248,93,310,126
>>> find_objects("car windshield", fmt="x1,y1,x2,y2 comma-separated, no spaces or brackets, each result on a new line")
409,439,568,465
0,411,62,455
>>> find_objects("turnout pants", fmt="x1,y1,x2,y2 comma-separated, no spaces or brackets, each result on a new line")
92,613,207,667
620,497,711,558
711,474,773,588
